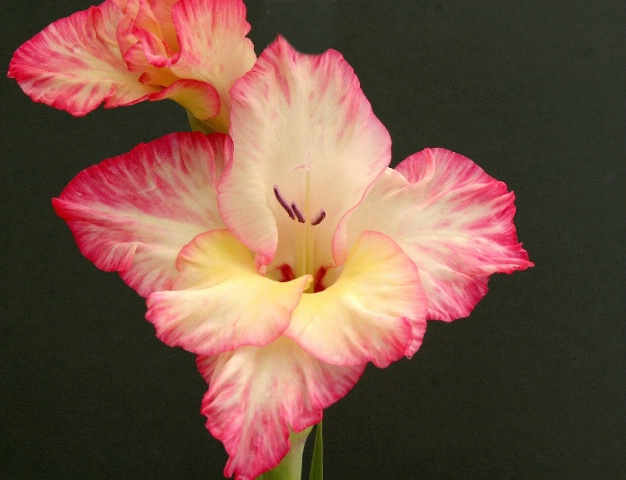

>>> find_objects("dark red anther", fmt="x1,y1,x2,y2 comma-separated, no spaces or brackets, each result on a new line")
291,202,306,223
273,185,295,220
311,209,326,225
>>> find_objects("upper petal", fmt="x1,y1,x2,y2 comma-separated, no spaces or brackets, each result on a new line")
338,148,534,321
219,36,391,266
8,1,156,116
53,132,230,297
197,338,365,479
146,230,312,355
285,230,427,367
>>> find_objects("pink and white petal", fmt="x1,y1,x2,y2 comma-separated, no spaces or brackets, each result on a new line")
149,0,180,52
219,36,391,267
197,338,365,479
8,1,157,116
113,0,176,80
115,0,142,58
122,45,178,88
149,79,220,120
133,0,166,42
146,230,312,355
53,132,231,297
116,0,171,57
124,25,172,69
170,0,256,115
340,148,534,321
286,230,427,368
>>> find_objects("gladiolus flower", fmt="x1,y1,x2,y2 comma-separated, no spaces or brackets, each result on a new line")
52,37,532,479
7,0,256,132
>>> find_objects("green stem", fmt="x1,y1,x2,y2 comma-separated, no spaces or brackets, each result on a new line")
187,111,216,134
186,111,228,134
258,427,312,480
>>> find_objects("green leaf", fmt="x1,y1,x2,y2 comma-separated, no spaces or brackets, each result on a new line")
308,422,323,480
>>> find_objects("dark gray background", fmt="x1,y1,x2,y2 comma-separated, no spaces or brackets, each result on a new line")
1,1,624,478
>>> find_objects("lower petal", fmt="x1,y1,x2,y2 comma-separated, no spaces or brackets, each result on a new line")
286,230,427,368
197,337,365,479
146,230,312,355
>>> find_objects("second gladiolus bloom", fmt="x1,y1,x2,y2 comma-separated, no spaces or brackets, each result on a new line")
52,36,532,479
8,0,256,132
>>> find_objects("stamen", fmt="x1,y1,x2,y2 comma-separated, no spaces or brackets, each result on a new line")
273,185,295,220
311,209,326,226
291,202,306,223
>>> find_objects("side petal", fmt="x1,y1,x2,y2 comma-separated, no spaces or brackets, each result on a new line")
8,1,156,116
286,230,427,367
340,148,534,321
53,132,230,297
219,36,391,266
146,230,312,355
197,338,365,479
170,0,257,128
149,79,220,120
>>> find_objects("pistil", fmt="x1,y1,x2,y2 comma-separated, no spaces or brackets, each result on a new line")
273,165,326,291
301,166,314,280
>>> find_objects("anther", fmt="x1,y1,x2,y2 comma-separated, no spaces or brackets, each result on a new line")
311,209,326,226
273,185,295,220
291,202,306,223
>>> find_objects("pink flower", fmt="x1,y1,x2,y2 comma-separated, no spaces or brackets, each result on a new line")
7,0,256,132
53,37,532,479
